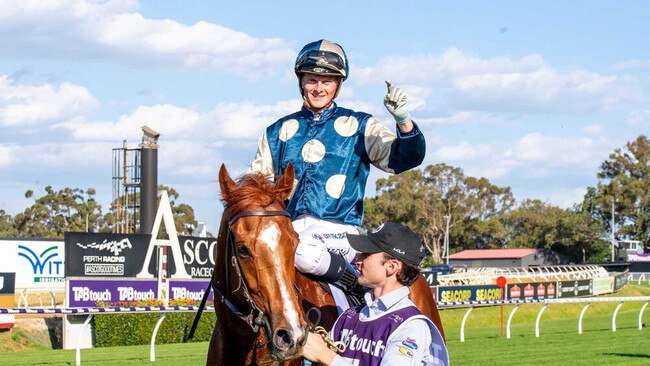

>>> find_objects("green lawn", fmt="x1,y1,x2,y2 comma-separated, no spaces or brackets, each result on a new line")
3,284,650,365
0,342,208,365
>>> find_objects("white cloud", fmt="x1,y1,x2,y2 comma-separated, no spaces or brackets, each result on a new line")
417,111,504,126
612,59,650,70
547,187,587,209
2,141,113,168
511,133,605,167
159,140,220,176
433,141,494,161
431,133,610,181
627,109,650,126
57,104,200,141
582,124,603,134
0,0,294,79
355,48,641,113
0,76,98,126
0,144,17,167
205,99,301,140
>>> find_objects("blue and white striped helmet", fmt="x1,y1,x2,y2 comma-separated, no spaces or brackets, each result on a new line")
295,39,349,81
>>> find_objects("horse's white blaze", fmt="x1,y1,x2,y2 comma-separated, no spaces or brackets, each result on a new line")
260,223,304,340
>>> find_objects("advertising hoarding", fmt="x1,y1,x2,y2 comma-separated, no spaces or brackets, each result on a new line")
0,239,64,289
67,278,213,307
556,279,593,298
506,281,557,300
65,233,152,277
65,233,215,279
0,272,16,328
437,285,503,303
592,277,614,295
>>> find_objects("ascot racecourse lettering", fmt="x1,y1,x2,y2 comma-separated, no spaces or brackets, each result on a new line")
182,239,216,266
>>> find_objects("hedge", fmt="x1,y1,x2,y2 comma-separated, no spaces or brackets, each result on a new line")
93,299,215,347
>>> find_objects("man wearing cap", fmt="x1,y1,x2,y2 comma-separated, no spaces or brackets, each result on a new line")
302,222,449,366
248,39,426,301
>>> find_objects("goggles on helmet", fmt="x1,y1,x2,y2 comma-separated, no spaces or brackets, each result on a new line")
295,50,347,79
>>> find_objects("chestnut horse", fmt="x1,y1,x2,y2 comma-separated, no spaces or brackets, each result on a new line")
206,164,444,365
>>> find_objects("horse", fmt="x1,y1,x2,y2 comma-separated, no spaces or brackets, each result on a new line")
206,163,445,365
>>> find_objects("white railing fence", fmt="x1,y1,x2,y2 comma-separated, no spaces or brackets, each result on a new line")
1,305,214,365
439,296,650,342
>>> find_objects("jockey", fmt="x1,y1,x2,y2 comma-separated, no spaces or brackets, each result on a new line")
249,39,426,302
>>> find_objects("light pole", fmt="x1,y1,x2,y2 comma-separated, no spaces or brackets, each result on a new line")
443,214,451,265
611,198,616,262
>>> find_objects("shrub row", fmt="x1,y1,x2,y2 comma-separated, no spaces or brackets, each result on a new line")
93,299,215,347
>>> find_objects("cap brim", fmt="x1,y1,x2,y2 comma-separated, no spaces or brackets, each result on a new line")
347,233,383,254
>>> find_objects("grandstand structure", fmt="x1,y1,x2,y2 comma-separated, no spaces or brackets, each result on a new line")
437,265,611,286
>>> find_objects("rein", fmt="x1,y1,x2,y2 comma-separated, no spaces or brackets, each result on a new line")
186,210,290,341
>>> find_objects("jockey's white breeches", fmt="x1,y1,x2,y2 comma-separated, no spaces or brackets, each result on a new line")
292,215,359,276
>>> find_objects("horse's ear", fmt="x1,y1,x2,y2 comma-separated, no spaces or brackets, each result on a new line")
218,163,237,201
275,163,295,201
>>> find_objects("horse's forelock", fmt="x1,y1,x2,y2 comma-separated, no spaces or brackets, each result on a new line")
221,172,285,213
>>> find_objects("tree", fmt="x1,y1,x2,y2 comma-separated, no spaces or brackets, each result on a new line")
0,209,17,237
500,199,609,263
13,186,103,238
590,135,650,248
159,184,197,236
104,184,197,236
364,164,515,264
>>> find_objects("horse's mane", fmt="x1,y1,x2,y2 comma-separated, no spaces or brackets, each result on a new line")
221,172,286,214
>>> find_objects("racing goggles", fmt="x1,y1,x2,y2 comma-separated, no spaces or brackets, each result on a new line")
295,50,346,78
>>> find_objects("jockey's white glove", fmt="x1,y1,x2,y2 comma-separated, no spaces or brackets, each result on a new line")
383,80,410,124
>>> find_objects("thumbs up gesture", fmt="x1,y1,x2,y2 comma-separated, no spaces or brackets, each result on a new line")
383,80,410,124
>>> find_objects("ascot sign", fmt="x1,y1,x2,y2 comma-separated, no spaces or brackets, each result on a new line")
137,190,191,279
66,191,215,280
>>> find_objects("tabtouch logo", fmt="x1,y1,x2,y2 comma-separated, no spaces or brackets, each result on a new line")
18,245,64,283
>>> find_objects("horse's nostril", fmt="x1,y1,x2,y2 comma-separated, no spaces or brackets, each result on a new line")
273,328,294,350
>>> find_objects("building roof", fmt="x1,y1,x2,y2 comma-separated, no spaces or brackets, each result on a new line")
448,248,541,260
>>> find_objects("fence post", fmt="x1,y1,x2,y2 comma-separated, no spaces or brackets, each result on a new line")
639,302,649,330
150,313,167,361
535,304,548,338
460,307,474,342
506,304,519,339
76,314,94,366
612,302,624,332
578,303,590,334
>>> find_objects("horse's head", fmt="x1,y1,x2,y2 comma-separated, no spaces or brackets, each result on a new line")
218,163,307,361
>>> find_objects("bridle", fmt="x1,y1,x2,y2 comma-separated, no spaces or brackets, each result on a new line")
187,209,291,341
222,210,291,333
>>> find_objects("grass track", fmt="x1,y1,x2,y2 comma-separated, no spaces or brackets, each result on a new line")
4,284,650,365
0,342,209,365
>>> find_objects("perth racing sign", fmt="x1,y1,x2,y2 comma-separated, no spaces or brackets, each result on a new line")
65,233,151,277
64,232,216,279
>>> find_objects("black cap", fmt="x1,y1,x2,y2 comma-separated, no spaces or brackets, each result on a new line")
347,222,426,267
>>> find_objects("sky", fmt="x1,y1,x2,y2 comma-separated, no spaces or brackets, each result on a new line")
1,0,649,235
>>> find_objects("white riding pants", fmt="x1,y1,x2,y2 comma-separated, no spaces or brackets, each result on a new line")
292,215,359,276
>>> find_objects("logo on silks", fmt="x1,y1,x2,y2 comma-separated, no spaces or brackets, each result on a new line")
18,245,64,283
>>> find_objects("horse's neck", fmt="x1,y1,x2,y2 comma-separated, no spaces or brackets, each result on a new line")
295,272,339,330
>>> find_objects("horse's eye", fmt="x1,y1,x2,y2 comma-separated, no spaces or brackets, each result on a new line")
236,244,251,257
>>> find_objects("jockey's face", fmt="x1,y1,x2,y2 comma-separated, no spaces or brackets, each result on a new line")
301,74,340,112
